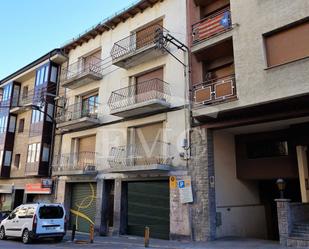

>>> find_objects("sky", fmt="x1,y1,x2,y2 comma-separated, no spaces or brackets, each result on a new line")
0,0,137,79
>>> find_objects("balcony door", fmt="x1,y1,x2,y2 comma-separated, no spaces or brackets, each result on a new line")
129,122,163,166
78,135,96,170
135,67,163,104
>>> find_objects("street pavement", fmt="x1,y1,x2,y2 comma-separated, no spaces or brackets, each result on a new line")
0,234,297,249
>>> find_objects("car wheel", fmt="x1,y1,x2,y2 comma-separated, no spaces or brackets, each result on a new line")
0,227,6,240
22,229,31,244
54,236,64,243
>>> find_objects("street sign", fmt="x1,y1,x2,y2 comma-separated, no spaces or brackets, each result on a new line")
178,177,193,204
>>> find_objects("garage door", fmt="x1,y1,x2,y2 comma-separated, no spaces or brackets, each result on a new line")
70,183,97,233
127,181,169,239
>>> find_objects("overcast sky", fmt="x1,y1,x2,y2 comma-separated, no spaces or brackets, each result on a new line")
0,0,137,79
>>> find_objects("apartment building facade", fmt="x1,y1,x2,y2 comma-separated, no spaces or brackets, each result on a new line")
52,0,195,240
0,49,66,211
187,0,309,245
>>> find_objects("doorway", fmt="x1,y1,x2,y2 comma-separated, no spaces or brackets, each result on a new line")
13,189,24,209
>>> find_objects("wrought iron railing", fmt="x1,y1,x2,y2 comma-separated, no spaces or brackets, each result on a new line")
52,151,97,173
60,55,104,83
192,7,231,43
193,74,236,105
110,24,168,60
108,140,173,168
108,78,170,112
56,101,99,123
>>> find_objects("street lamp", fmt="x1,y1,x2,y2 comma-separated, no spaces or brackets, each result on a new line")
276,178,286,199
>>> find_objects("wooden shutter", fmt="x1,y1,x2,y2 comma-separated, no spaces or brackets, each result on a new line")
265,21,309,67
136,20,163,49
135,68,164,103
133,123,163,165
79,135,96,152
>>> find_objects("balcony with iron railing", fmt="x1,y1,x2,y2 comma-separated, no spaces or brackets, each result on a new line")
56,101,100,131
108,78,171,118
10,87,49,114
193,74,237,106
192,7,232,48
52,151,97,176
107,140,174,173
110,24,168,69
60,56,104,89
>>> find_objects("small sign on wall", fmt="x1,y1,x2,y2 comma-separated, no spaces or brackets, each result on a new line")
178,177,193,204
169,176,177,189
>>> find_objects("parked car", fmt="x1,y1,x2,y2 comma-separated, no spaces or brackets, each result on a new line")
0,203,66,244
0,211,10,222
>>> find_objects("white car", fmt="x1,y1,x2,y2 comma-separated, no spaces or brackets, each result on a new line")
0,203,66,244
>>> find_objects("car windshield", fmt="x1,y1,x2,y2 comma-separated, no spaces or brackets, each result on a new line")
39,206,64,219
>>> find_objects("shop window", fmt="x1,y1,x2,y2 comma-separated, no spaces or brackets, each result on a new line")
264,20,309,67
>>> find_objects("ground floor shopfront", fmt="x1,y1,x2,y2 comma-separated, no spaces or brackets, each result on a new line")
55,171,194,240
0,177,53,211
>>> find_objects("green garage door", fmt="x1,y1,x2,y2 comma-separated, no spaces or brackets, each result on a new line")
70,183,97,233
127,181,169,239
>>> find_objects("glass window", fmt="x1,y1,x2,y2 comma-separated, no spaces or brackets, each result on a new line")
42,145,50,162
0,150,3,165
27,207,35,217
39,205,64,219
27,145,31,163
36,143,41,162
8,115,16,133
3,151,12,166
17,207,28,218
35,64,49,86
50,66,58,83
27,143,41,163
46,104,54,122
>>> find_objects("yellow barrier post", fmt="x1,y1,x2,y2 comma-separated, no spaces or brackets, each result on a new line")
90,224,94,243
144,226,150,248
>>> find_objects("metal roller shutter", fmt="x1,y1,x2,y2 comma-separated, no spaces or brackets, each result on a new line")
70,183,97,233
127,181,169,239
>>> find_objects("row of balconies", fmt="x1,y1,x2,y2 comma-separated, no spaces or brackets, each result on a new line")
15,6,234,176
56,78,171,131
51,141,173,175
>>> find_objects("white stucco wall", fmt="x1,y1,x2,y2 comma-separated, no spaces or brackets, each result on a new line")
214,130,267,239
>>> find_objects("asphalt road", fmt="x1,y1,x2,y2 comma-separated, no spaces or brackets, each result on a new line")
0,236,293,249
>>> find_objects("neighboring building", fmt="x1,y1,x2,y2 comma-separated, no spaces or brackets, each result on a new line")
0,49,66,210
53,0,192,240
188,0,309,245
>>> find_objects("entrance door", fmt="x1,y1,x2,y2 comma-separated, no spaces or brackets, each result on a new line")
70,183,97,233
13,189,24,209
127,181,169,239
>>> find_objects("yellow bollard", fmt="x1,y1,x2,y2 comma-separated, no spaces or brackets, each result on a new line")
144,226,150,248
89,224,94,243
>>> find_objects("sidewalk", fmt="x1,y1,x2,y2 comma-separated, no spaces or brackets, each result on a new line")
67,233,291,249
